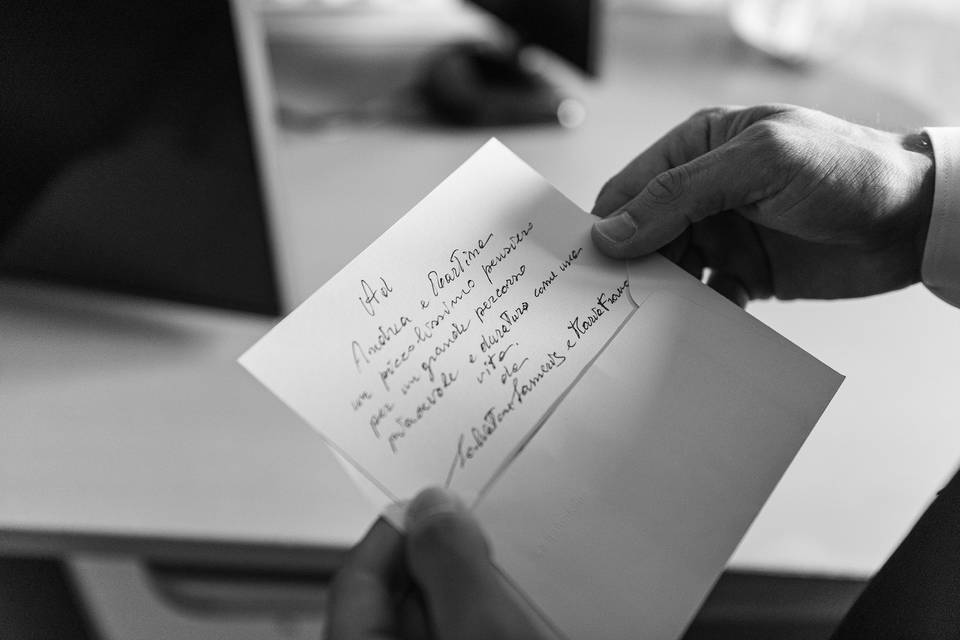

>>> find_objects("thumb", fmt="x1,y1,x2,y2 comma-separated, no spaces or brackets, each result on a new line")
405,488,531,640
591,135,773,259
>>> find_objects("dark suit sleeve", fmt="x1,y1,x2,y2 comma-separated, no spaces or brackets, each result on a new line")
831,465,960,639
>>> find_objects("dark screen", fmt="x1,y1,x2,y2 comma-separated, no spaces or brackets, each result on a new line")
0,2,280,315
466,0,601,75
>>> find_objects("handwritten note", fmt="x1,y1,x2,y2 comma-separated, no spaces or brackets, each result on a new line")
240,139,635,503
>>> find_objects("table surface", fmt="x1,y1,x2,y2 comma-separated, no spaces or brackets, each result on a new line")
3,7,960,577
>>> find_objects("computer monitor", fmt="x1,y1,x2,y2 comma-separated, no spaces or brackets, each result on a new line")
0,1,282,315
467,0,601,75
0,1,601,315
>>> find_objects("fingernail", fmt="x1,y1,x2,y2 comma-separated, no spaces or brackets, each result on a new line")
405,487,463,530
594,211,638,244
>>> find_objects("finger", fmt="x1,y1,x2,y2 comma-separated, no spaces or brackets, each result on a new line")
591,105,790,219
591,103,800,224
327,518,404,640
405,488,532,640
592,108,723,219
706,271,750,308
591,131,783,259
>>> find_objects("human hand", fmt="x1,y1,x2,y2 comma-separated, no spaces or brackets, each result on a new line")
326,487,549,640
591,104,935,306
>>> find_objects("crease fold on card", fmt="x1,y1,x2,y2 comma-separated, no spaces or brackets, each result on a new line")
475,287,640,503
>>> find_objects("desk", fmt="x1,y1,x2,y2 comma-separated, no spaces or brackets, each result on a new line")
3,8,960,583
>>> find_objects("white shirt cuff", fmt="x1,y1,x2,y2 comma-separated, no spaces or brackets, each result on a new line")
922,127,960,308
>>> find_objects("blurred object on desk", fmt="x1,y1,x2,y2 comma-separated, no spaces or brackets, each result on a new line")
263,0,598,129
828,0,960,126
605,0,960,125
415,42,587,128
728,0,866,65
263,0,502,128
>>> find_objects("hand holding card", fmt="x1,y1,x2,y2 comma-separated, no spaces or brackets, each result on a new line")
240,139,843,639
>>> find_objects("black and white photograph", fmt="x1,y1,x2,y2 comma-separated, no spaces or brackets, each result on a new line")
2,0,958,638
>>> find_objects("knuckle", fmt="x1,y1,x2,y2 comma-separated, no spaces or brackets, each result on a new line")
645,167,688,206
595,177,618,203
687,105,745,150
594,177,636,217
598,176,637,204
747,119,791,150
691,105,737,134
690,105,732,122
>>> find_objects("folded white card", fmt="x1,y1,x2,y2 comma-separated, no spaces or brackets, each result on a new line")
240,139,843,639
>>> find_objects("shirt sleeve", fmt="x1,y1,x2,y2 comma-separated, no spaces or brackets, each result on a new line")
922,127,960,307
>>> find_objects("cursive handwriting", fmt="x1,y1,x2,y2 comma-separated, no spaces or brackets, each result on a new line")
421,320,470,382
474,265,527,323
426,234,493,297
369,402,395,438
359,277,393,317
351,315,413,372
351,390,372,411
474,341,521,384
510,350,568,406
387,370,459,453
475,303,529,355
481,222,533,284
499,356,529,385
446,349,568,486
399,374,421,395
533,270,557,298
533,247,582,299
566,280,629,343
446,407,502,486
424,280,475,330
378,343,416,391
558,247,583,271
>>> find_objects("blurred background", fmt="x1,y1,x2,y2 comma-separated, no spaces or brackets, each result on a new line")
2,0,960,638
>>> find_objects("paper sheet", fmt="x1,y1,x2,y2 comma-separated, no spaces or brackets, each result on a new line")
476,289,843,639
241,138,844,639
240,139,635,504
